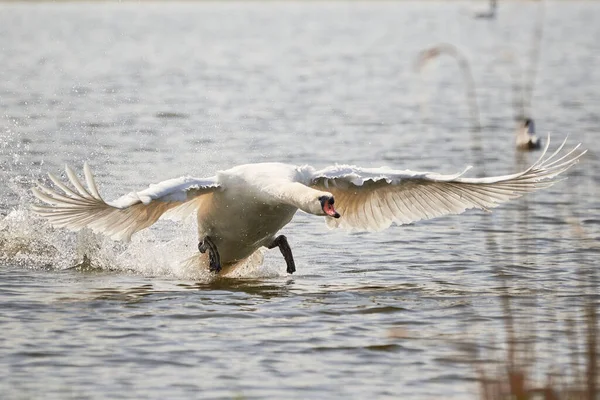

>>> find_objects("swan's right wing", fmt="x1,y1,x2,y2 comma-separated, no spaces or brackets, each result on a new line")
31,164,220,241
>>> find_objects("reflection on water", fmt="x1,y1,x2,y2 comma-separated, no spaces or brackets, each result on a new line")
178,278,295,299
0,1,599,399
81,284,156,303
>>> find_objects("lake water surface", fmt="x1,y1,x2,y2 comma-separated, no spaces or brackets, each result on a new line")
1,2,599,399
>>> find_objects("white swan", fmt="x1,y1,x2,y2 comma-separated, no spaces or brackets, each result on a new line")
32,136,584,274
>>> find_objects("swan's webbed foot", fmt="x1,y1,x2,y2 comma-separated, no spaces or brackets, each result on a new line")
267,235,296,274
198,236,221,273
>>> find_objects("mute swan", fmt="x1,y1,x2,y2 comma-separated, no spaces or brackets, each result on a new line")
32,137,584,274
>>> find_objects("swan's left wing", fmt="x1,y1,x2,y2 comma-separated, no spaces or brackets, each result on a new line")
32,163,220,241
308,137,585,231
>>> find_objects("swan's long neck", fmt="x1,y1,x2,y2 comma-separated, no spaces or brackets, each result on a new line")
266,182,330,216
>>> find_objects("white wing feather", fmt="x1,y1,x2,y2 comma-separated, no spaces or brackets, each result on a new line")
31,163,220,241
309,137,586,231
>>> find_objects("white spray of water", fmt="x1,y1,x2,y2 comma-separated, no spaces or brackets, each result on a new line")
0,207,280,281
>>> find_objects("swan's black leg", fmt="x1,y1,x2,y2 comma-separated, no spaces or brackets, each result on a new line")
267,235,296,274
198,236,221,273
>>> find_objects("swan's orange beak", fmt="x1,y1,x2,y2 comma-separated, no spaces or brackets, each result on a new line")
320,196,340,218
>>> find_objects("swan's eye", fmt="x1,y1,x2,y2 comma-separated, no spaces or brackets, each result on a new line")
318,195,332,206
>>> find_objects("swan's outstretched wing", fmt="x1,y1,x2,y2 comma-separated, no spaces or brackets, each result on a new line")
308,137,585,231
32,163,220,241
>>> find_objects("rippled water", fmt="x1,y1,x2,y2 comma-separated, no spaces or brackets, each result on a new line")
1,2,599,399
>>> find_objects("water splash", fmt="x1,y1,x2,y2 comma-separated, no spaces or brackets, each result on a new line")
0,207,275,281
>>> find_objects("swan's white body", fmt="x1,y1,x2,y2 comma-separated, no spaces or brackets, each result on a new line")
32,137,584,271
195,163,304,263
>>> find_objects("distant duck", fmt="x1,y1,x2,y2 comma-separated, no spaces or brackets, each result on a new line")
474,0,497,19
516,118,542,151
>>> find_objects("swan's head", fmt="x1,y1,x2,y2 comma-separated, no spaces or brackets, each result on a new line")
318,195,340,218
